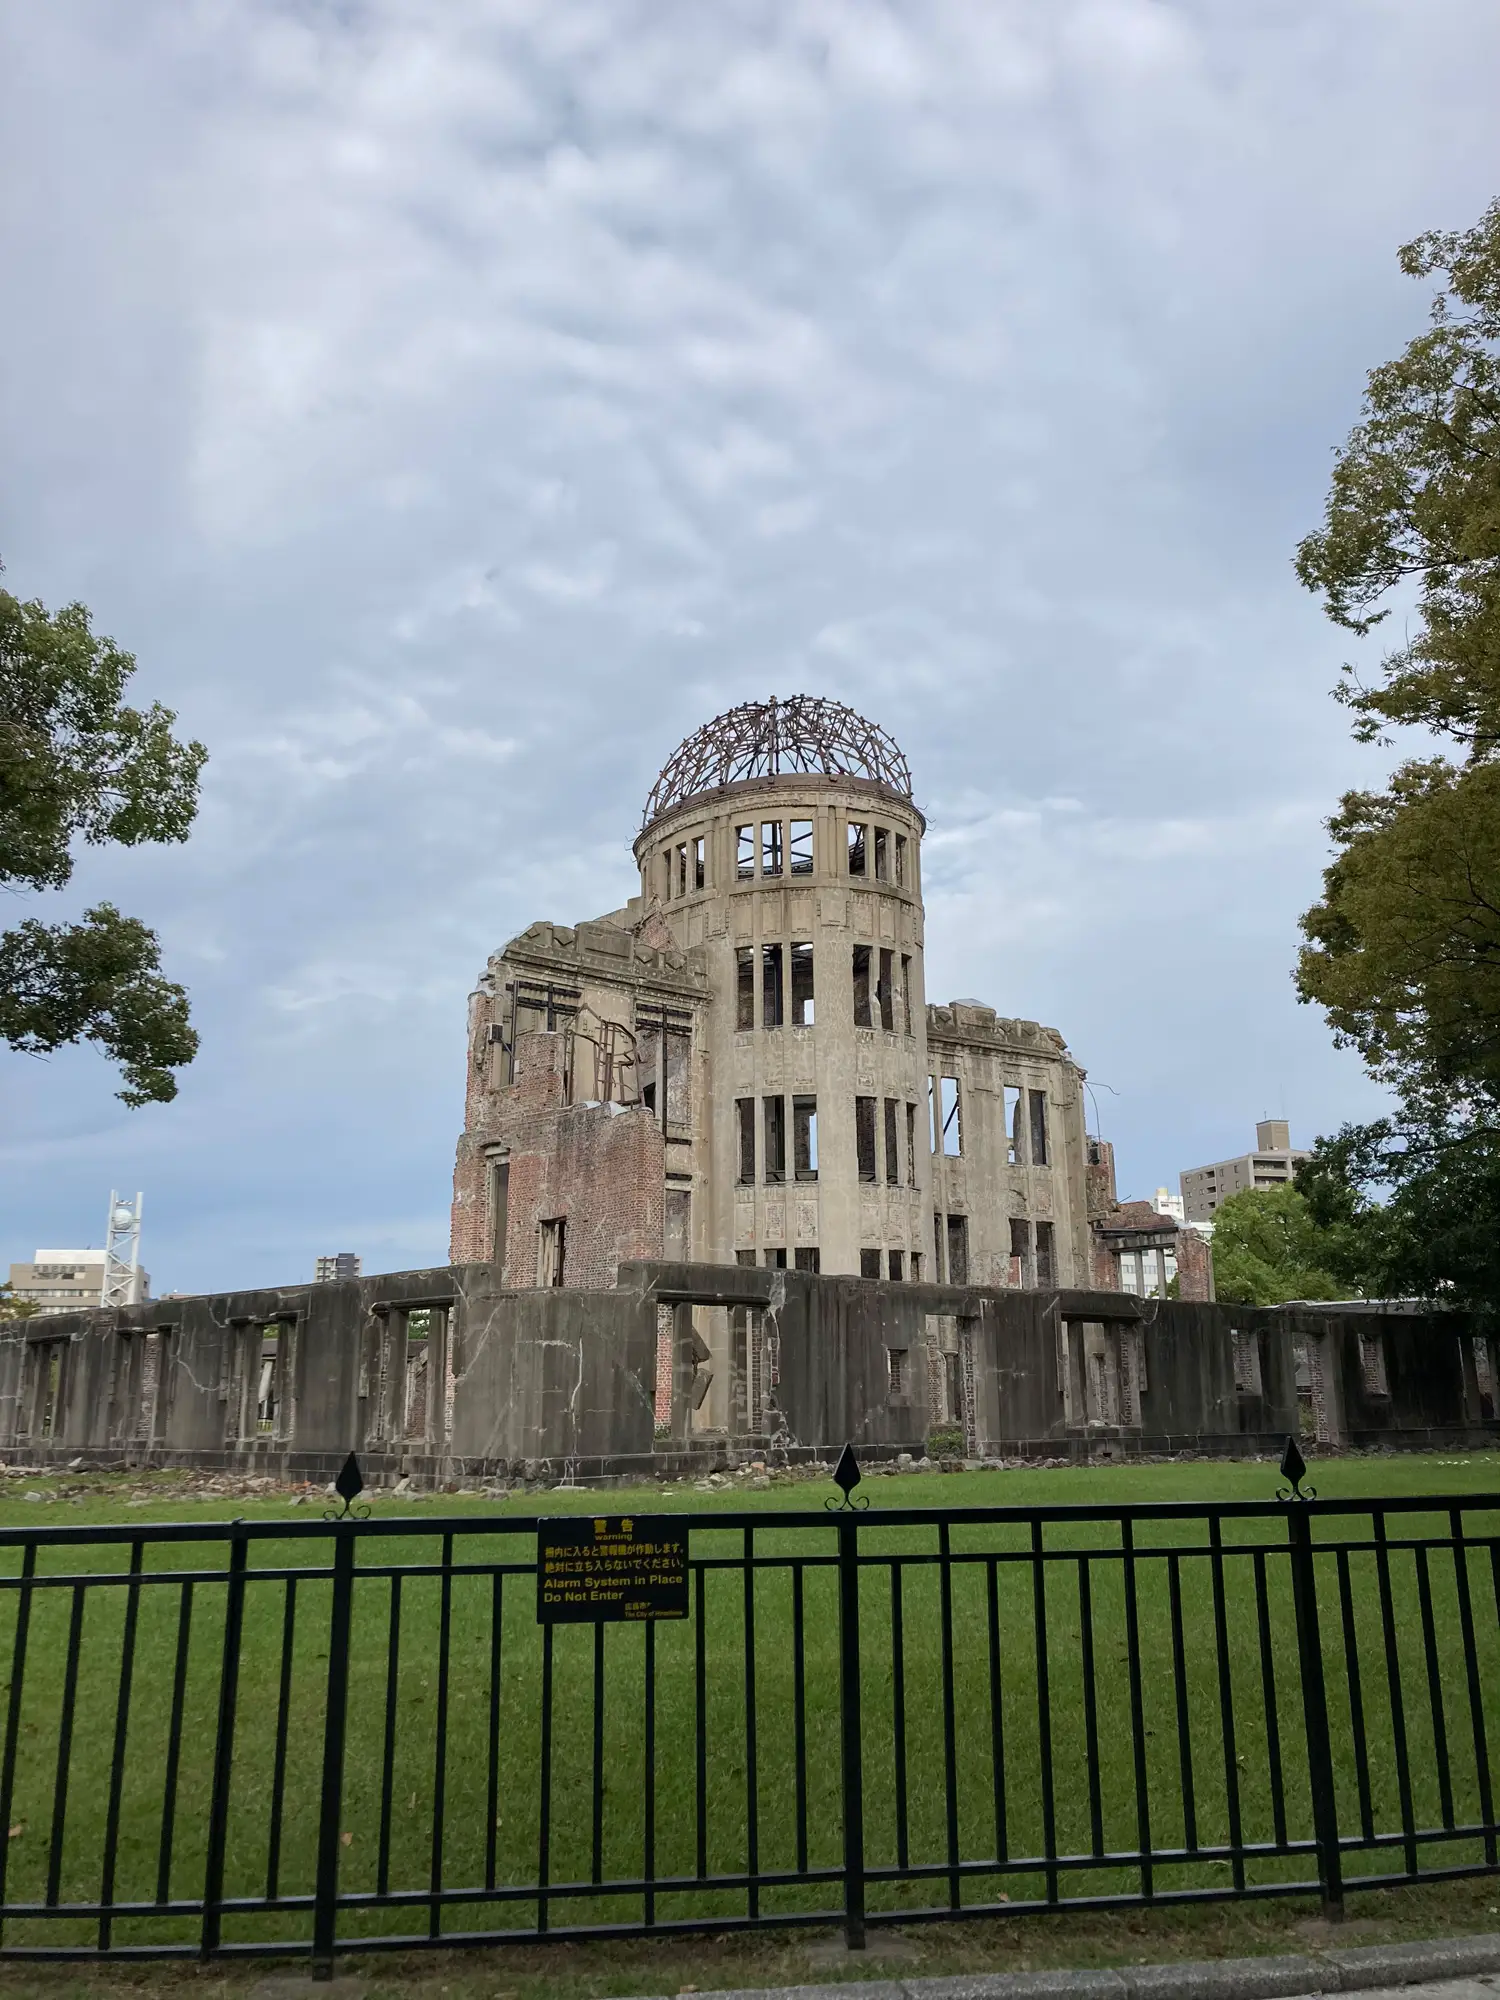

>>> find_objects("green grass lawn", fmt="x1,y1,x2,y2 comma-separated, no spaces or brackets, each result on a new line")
0,1452,1497,1965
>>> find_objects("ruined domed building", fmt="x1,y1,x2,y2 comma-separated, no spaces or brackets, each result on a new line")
450,697,1099,1426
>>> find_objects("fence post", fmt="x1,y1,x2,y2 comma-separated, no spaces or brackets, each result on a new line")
837,1515,866,1949
200,1531,248,1960
312,1525,357,1978
1286,1503,1344,1919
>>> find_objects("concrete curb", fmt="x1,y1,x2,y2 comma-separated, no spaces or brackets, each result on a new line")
676,1932,1500,2000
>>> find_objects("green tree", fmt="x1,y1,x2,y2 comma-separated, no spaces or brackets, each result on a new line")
1293,198,1500,1308
0,575,206,1104
0,1282,39,1322
1209,1184,1352,1307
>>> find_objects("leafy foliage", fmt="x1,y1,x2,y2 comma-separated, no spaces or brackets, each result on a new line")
1293,199,1500,1308
0,1282,38,1322
1208,1184,1352,1307
0,577,205,1104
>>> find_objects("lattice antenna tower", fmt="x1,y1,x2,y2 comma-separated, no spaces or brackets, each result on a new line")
101,1190,143,1309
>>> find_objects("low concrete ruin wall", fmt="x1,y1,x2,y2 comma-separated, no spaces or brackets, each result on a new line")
1,1260,1494,1483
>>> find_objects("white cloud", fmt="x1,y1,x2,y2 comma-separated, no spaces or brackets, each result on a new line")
2,0,1495,1284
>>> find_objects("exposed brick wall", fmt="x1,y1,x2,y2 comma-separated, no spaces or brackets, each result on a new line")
1174,1226,1215,1302
451,1029,664,1288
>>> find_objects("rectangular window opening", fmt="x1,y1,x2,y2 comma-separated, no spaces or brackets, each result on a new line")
895,834,907,887
1005,1084,1023,1165
692,836,706,890
877,948,895,1031
911,1251,923,1282
736,824,755,880
873,826,889,881
762,943,784,1028
1029,1089,1049,1166
852,944,872,1028
940,1075,962,1156
861,1249,882,1280
906,1102,918,1186
790,941,815,1024
946,1213,969,1286
736,1098,756,1184
888,1249,904,1282
1035,1219,1056,1288
793,1095,818,1180
790,820,813,874
887,1346,907,1396
847,822,867,876
763,1246,787,1269
676,843,688,897
1009,1217,1031,1287
763,1095,787,1183
539,1217,566,1288
736,946,755,1031
884,1098,900,1186
761,821,782,879
794,1246,821,1272
899,955,912,1034
855,1095,878,1182
661,849,673,900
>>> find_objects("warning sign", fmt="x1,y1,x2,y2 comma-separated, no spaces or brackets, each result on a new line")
536,1516,690,1623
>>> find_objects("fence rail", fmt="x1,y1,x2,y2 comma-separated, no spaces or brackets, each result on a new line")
0,1479,1497,1970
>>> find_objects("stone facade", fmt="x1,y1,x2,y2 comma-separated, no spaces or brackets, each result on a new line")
450,699,1096,1333
2,1260,1494,1483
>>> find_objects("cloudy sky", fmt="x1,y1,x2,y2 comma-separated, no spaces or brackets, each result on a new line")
2,0,1497,1295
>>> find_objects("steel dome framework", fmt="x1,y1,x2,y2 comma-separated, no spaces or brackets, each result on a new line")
642,696,913,828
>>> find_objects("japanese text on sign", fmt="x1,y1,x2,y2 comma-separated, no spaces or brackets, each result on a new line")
536,1516,689,1623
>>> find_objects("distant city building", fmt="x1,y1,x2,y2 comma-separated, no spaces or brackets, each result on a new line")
315,1253,362,1283
7,1249,151,1316
1151,1186,1185,1223
1179,1120,1311,1223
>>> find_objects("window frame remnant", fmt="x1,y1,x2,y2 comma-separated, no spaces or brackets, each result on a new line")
861,1249,882,1280
873,826,889,881
794,1246,820,1272
884,1098,900,1186
789,819,813,875
763,1094,787,1183
855,1095,878,1182
946,1212,969,1286
538,1217,567,1288
878,947,895,1030
906,1101,918,1185
789,940,815,1024
887,1345,907,1396
676,842,689,897
940,1075,962,1156
692,835,705,890
736,824,755,880
1009,1217,1031,1286
1035,1219,1055,1288
894,833,907,886
762,942,784,1028
847,822,867,877
736,947,755,1030
736,1098,756,1184
852,944,872,1028
761,820,783,879
793,1095,818,1180
1004,1084,1023,1165
888,1248,904,1281
899,954,912,1033
763,1246,787,1269
1029,1089,1049,1166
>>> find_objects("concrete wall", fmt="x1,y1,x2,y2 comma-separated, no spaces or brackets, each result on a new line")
3,1260,1492,1484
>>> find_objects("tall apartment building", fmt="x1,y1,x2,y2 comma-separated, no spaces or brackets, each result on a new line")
315,1253,362,1283
7,1250,151,1316
1179,1120,1311,1222
450,698,1096,1354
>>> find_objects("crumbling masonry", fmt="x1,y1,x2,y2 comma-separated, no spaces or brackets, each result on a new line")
4,698,1495,1479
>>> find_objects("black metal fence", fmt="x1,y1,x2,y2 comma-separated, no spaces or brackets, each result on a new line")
1,1479,1498,1970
